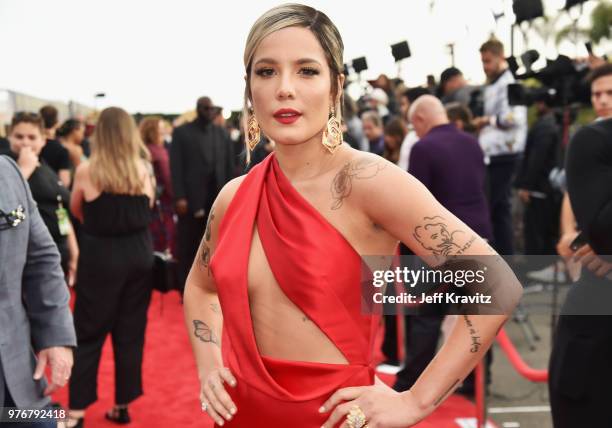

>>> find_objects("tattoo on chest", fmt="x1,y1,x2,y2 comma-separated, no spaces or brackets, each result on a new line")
413,216,476,256
330,158,387,210
193,319,219,346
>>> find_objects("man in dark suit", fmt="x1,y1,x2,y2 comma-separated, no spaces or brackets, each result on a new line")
393,95,493,393
170,96,236,291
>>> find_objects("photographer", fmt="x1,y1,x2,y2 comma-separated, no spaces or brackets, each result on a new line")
474,39,527,255
515,93,562,260
549,63,612,428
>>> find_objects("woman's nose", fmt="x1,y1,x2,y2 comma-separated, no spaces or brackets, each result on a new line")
276,73,295,100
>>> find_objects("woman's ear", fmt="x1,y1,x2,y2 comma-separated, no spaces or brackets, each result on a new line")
335,74,346,105
245,76,253,105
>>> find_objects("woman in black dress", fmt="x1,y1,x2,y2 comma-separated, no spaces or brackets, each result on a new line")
67,107,155,428
3,112,79,285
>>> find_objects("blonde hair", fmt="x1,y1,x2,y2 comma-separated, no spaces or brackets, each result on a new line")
242,3,344,162
89,107,151,194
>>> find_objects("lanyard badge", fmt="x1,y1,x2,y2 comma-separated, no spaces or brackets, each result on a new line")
56,196,70,236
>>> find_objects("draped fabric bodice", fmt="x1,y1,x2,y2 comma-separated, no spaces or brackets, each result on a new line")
210,153,379,426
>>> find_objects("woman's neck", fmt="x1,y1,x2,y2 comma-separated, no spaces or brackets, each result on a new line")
273,132,341,182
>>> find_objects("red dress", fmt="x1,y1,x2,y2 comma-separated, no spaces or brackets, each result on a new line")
210,153,380,427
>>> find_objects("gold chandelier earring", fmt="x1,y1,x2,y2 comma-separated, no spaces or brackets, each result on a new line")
246,113,260,151
322,106,342,153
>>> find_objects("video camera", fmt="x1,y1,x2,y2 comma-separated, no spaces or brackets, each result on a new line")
507,47,592,107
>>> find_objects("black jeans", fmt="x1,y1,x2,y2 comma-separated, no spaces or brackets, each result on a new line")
487,155,519,255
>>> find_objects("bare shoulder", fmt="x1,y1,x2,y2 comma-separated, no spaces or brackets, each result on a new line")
213,174,247,219
329,147,411,211
73,160,90,182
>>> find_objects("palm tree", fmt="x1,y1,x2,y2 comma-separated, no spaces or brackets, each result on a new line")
555,1,612,46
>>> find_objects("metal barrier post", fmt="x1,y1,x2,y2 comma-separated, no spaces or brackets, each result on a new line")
475,361,487,428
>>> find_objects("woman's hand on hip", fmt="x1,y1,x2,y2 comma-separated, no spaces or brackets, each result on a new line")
199,367,237,426
320,383,428,428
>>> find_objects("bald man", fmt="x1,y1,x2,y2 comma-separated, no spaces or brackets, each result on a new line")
393,95,493,394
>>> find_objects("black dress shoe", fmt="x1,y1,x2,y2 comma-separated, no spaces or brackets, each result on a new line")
105,407,131,424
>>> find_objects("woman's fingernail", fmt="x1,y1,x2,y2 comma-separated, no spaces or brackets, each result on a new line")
226,413,232,419
231,407,237,414
319,406,325,413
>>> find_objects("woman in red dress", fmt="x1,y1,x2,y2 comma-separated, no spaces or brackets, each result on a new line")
183,4,522,427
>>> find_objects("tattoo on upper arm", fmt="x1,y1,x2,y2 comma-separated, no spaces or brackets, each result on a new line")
433,379,461,406
193,319,219,346
463,315,482,353
330,158,387,210
210,303,220,314
413,216,476,256
199,206,216,275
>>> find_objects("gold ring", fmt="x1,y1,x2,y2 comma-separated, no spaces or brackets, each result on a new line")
347,405,367,428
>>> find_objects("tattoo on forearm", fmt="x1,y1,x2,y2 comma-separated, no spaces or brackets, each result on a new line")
193,320,219,346
456,236,476,255
433,379,461,406
463,315,482,353
330,158,387,210
413,216,476,256
210,303,220,314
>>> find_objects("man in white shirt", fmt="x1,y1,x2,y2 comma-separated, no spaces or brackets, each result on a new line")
473,39,527,255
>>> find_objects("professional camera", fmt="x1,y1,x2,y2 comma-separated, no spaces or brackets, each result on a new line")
507,51,591,107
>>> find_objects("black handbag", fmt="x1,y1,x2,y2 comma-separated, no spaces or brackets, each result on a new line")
152,251,179,293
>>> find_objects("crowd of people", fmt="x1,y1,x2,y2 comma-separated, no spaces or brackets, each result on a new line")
0,9,610,425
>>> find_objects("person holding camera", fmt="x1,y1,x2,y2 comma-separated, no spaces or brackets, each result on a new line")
549,63,612,427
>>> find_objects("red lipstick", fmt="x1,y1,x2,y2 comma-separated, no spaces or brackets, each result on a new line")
273,108,302,124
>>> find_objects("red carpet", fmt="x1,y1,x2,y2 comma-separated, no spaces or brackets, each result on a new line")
53,292,495,427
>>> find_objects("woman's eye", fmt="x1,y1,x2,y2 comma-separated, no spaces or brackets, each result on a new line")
255,68,274,77
300,67,320,76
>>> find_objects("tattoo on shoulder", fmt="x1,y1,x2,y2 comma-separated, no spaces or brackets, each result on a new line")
193,319,219,346
413,216,476,256
330,157,387,210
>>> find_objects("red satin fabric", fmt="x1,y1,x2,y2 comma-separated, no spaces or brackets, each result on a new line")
210,153,379,426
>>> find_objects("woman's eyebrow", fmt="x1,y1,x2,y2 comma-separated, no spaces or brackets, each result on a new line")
253,57,322,66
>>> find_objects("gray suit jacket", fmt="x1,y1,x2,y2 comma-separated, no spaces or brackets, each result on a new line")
0,155,77,408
